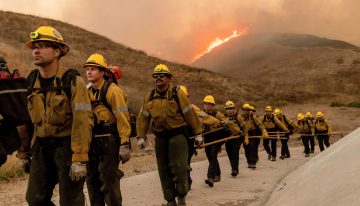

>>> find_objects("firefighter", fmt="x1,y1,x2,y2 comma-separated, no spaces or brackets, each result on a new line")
136,64,202,206
224,101,249,177
0,57,11,79
201,95,237,187
297,113,314,157
179,85,221,190
262,106,288,161
314,112,331,151
306,112,315,153
84,53,131,205
241,103,268,168
274,108,296,159
21,26,93,206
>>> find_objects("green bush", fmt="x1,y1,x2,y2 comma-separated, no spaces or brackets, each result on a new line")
347,101,360,108
330,101,344,107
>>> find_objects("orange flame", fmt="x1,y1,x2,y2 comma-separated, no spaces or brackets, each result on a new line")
190,28,248,63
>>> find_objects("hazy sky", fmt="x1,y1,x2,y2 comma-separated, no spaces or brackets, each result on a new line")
1,0,360,64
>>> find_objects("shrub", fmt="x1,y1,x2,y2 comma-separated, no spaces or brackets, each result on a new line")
330,101,344,107
347,101,360,108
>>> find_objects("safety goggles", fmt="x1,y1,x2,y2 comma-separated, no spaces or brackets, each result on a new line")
30,42,56,50
152,73,167,79
0,63,7,70
30,31,63,42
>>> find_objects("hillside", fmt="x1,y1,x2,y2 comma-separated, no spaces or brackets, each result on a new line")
0,11,258,110
192,33,360,104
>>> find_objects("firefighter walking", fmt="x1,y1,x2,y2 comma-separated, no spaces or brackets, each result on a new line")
22,26,93,206
84,53,131,206
262,106,288,161
136,64,202,206
241,104,268,168
297,113,314,157
305,112,316,153
224,101,249,176
274,108,296,159
314,112,332,151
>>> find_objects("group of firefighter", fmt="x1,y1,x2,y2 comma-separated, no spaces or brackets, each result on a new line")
0,25,332,206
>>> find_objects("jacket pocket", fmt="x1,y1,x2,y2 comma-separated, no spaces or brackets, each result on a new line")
167,101,179,117
48,95,71,125
28,93,44,125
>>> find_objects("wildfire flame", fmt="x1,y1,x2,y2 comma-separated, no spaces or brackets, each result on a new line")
190,28,248,63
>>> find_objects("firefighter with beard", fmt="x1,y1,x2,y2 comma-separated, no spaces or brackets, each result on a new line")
297,113,314,157
136,64,202,206
84,53,131,206
179,85,221,190
262,106,288,161
314,112,331,151
23,26,93,206
224,101,249,177
274,108,297,159
305,112,315,153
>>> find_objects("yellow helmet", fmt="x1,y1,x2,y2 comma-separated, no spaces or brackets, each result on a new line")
26,26,69,56
83,53,108,69
274,108,282,115
203,95,215,104
153,64,171,76
225,101,235,109
249,106,256,112
305,112,313,117
297,113,305,120
179,85,189,96
316,111,324,118
265,106,273,112
242,103,251,110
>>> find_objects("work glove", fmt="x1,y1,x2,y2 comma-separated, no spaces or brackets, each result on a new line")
69,162,87,182
119,144,131,164
194,134,204,146
244,138,249,146
218,121,231,132
262,131,269,139
19,158,31,174
137,137,145,149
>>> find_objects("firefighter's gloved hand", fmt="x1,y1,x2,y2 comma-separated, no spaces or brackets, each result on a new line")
262,131,269,139
69,162,87,182
19,158,31,174
137,137,145,149
244,138,249,146
119,144,130,164
218,121,231,131
195,135,204,146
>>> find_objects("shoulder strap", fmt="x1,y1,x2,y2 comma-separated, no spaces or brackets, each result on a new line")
99,80,113,114
27,69,39,94
61,69,80,100
148,89,156,101
251,114,260,129
171,85,186,120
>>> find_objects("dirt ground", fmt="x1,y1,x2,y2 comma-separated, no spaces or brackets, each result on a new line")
0,104,358,206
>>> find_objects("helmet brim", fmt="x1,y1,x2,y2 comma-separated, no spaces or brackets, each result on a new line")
26,39,70,56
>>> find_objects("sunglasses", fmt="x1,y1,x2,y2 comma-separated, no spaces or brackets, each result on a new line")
31,42,56,50
0,63,7,69
152,74,167,79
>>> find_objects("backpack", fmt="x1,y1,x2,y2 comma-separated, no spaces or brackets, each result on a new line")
91,80,137,137
27,68,79,99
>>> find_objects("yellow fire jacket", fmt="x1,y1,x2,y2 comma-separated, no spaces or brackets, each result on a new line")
27,67,93,162
192,104,220,128
242,114,267,136
137,85,202,137
262,114,289,132
298,119,314,135
89,79,131,145
226,113,249,141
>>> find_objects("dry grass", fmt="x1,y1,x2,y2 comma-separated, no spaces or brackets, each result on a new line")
0,154,24,181
0,10,258,111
